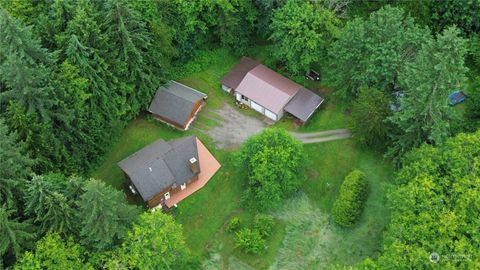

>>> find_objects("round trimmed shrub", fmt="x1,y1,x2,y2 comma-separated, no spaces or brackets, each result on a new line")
235,228,265,254
331,170,369,227
253,214,274,237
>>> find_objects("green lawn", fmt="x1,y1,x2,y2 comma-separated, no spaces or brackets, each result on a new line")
91,47,393,269
303,140,393,264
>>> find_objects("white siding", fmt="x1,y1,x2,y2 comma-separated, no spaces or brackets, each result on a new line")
251,101,264,114
235,92,242,101
264,109,277,121
221,84,232,93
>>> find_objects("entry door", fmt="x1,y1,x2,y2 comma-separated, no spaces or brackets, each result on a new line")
164,192,170,200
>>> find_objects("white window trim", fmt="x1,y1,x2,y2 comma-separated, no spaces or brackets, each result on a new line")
181,183,187,190
164,192,170,200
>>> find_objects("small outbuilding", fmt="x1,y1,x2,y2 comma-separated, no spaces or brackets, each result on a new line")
148,81,207,130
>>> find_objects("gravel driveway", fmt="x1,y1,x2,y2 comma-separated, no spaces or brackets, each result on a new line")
195,104,267,149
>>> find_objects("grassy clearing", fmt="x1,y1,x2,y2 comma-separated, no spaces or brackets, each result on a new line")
302,140,393,266
91,47,393,269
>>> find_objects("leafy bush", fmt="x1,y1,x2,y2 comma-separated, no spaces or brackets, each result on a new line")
226,216,241,233
235,228,265,254
238,128,306,211
331,170,369,227
253,214,274,237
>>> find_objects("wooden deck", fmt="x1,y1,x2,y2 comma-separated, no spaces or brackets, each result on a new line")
165,138,221,208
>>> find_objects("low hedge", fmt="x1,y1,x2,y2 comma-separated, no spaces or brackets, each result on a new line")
332,170,369,227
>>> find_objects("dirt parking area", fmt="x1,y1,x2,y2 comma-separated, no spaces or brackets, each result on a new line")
194,104,267,149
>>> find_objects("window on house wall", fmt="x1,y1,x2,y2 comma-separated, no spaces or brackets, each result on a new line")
164,192,170,200
181,183,186,190
241,95,249,101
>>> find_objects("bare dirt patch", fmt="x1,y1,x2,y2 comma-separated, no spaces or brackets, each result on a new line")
194,104,267,149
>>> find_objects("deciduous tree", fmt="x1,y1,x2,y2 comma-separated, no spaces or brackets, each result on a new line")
361,130,480,269
14,233,90,270
269,0,340,74
119,211,196,269
238,128,306,211
329,5,429,99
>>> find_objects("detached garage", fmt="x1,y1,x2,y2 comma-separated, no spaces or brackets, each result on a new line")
234,64,299,121
222,57,324,123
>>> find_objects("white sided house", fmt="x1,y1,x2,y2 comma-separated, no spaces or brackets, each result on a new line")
221,57,324,123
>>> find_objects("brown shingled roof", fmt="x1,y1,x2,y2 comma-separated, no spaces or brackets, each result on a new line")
221,57,259,89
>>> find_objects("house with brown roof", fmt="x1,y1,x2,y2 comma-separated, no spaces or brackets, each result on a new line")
149,81,207,130
118,136,221,209
221,57,324,123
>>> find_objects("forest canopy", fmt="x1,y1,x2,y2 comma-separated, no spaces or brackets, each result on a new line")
0,0,479,269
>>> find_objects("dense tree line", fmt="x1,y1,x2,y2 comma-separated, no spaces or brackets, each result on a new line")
361,130,480,268
1,0,479,268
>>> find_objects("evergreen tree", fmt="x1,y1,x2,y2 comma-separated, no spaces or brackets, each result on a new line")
0,119,33,209
76,179,139,251
24,174,75,237
388,27,468,159
350,87,391,148
5,102,61,173
60,1,120,121
0,206,35,259
102,0,156,118
0,7,56,121
35,0,77,50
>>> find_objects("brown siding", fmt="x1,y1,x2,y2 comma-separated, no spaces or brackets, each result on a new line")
152,114,186,130
190,100,204,118
182,100,204,126
146,175,200,208
151,99,204,131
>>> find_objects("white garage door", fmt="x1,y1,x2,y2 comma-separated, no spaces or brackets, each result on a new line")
264,109,277,121
251,101,264,114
